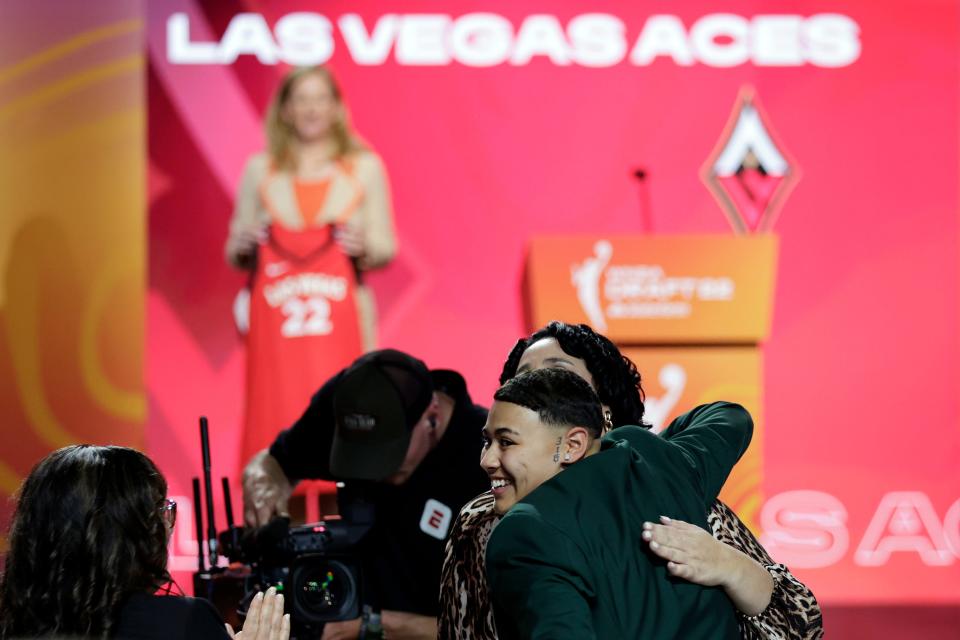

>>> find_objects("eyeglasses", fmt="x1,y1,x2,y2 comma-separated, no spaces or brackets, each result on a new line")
161,498,177,529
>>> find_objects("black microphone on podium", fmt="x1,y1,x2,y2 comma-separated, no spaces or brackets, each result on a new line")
632,166,652,233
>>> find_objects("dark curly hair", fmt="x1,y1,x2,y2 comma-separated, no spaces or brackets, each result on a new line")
500,321,646,428
0,445,171,639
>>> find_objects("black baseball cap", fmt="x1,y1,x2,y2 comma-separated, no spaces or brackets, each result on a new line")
330,350,435,480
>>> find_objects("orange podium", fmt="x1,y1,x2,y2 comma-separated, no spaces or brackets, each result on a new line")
525,235,778,530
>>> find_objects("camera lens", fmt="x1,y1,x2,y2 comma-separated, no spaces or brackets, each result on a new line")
301,568,342,610
291,556,359,623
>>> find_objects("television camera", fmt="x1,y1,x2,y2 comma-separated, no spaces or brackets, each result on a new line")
191,417,373,639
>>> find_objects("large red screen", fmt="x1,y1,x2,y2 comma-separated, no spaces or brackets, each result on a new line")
140,0,960,603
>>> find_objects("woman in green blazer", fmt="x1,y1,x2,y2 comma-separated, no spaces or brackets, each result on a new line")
439,322,823,640
482,367,752,639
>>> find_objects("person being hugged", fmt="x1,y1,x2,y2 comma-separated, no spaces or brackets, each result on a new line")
483,368,753,639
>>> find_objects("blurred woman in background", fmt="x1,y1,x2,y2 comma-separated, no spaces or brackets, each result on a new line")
226,66,397,463
225,65,396,346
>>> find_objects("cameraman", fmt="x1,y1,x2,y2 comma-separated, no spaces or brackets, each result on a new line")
242,349,488,640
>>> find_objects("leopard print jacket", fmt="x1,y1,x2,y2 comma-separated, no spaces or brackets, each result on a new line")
438,492,823,640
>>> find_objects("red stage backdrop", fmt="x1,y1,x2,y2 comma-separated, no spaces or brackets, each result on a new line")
145,1,960,603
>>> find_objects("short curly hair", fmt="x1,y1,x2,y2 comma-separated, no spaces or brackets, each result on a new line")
495,368,605,438
0,445,171,639
499,321,646,428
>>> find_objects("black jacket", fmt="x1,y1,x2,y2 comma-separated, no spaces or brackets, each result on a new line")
270,367,489,615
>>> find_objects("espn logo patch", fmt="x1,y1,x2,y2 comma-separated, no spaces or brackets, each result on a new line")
419,499,452,540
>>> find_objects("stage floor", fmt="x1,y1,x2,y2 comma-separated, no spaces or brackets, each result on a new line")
823,604,960,639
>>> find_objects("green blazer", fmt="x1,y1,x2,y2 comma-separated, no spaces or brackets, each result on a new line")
486,402,753,639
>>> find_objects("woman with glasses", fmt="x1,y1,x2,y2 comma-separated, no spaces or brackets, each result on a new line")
0,445,288,639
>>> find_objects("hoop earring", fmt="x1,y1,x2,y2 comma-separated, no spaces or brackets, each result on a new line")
603,410,614,432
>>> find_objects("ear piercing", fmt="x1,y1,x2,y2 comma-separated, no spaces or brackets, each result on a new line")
563,453,572,462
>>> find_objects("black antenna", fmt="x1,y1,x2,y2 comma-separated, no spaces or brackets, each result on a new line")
222,477,240,550
200,416,218,567
192,477,206,572
632,167,653,233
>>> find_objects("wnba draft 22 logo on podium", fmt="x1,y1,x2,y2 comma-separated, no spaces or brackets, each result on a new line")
701,87,800,234
570,240,735,331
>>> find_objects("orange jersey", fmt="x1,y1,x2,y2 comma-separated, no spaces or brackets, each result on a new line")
241,224,363,463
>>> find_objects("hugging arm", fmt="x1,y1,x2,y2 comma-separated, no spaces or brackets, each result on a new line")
658,401,753,505
655,405,822,637
643,514,775,617
708,502,824,639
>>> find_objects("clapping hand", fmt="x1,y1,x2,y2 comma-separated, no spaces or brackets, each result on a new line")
226,587,290,640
